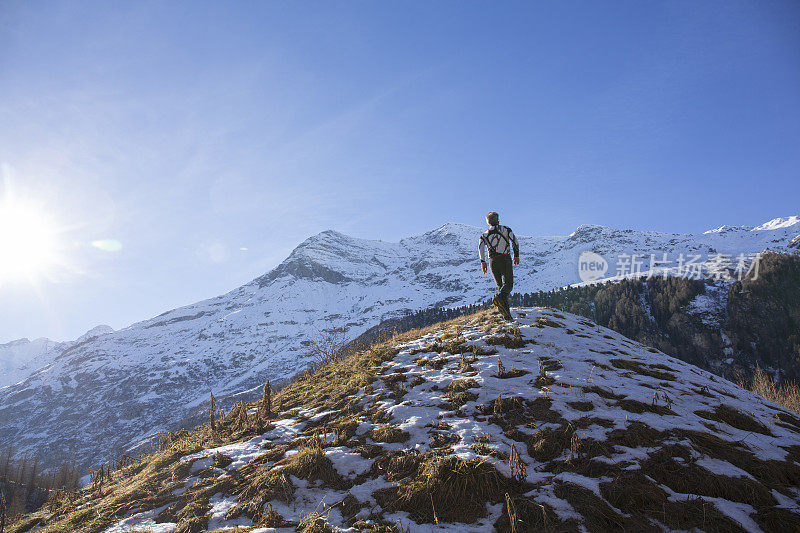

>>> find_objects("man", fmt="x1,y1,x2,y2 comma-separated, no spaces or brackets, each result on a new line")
479,211,519,320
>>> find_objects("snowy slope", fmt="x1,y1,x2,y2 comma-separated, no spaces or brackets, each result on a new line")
0,216,797,471
31,308,800,533
0,337,61,389
0,326,113,389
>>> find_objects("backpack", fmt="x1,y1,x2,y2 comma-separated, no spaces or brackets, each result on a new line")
484,226,510,256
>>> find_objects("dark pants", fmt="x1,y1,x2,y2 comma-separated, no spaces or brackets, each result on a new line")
490,254,513,308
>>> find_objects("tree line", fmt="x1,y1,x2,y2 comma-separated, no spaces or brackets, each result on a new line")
0,446,81,525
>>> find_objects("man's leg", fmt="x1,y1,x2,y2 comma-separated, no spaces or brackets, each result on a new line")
499,256,513,314
489,257,504,294
491,256,513,318
489,257,506,316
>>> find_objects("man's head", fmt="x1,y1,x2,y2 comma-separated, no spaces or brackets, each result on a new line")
486,211,499,226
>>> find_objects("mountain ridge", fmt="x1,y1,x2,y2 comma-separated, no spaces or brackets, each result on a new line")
1,216,798,471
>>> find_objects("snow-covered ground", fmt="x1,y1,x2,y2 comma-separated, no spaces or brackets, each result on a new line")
99,308,800,533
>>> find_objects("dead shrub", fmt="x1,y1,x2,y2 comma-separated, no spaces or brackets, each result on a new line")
308,326,351,370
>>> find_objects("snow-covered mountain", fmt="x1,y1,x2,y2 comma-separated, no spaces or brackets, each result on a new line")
0,337,61,389
0,325,113,390
0,216,797,471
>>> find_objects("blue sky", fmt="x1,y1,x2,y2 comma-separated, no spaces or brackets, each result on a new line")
1,0,798,342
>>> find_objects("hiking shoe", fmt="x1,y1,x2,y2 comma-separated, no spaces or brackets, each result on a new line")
493,296,512,320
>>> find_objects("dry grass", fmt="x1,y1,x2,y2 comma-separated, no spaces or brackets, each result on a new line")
643,444,776,508
694,404,771,435
553,481,631,532
370,425,410,443
741,367,800,414
599,472,751,533
606,421,667,448
526,426,574,462
534,317,564,329
566,401,594,412
609,358,676,381
374,455,505,524
616,398,676,416
444,389,478,408
370,450,423,482
581,385,625,401
298,509,334,533
486,334,529,349
446,378,480,392
494,495,577,532
281,441,342,487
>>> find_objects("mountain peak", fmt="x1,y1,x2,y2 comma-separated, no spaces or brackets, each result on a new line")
77,325,114,342
752,215,800,231
432,221,479,232
568,223,609,241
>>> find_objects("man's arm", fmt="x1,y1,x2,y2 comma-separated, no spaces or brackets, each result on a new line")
508,228,520,265
478,235,488,273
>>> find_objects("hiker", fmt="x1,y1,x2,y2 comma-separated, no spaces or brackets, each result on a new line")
479,211,519,320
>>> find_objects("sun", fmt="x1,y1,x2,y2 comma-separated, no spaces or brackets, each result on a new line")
0,198,61,285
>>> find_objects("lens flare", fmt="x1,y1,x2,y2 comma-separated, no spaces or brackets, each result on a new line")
91,239,123,252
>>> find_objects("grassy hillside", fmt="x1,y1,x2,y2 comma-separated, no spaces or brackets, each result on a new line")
8,308,800,532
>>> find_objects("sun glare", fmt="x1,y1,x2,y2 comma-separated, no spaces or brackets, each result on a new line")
0,199,61,285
